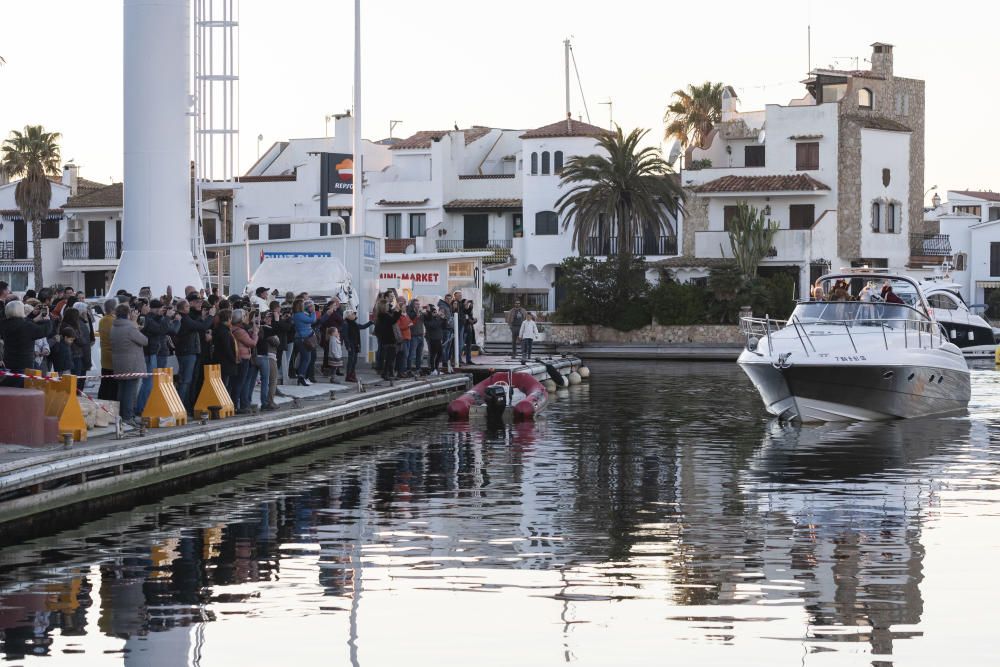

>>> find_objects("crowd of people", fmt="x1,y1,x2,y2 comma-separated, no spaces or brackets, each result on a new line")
810,278,905,304
0,279,535,428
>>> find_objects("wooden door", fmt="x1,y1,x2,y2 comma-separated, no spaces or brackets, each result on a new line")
463,214,489,249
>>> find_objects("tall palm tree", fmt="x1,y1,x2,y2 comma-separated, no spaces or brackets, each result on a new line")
664,82,724,149
1,125,62,289
555,126,684,259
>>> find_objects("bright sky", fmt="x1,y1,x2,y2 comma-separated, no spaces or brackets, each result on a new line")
1,0,996,202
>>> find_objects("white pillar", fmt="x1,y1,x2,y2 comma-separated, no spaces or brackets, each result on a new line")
111,0,202,297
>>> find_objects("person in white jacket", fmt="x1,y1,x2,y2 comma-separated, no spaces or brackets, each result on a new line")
250,286,271,313
518,312,539,359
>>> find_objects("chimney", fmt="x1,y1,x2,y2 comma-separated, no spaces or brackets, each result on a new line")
871,42,894,78
62,163,79,195
721,86,739,122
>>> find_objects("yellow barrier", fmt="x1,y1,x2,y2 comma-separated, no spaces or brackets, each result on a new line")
49,373,87,442
194,364,235,418
142,368,188,428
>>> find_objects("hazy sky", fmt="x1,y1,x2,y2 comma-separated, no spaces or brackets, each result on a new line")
1,0,996,202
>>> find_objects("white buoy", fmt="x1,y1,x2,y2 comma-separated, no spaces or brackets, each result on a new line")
578,366,590,379
568,371,582,385
543,379,557,393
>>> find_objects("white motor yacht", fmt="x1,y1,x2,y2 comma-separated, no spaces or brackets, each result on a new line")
738,271,971,422
921,280,999,359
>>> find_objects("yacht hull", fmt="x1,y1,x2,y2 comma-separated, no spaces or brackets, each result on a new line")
739,359,970,422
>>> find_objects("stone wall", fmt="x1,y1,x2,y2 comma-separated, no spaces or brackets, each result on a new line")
486,321,742,345
681,193,710,257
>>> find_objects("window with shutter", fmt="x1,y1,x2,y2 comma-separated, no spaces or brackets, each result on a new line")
795,142,819,170
744,145,765,167
789,204,814,230
991,243,1000,276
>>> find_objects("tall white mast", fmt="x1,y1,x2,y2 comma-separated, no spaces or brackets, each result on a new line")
352,0,363,240
563,38,571,121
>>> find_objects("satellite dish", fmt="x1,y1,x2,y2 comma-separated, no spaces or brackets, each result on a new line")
757,129,766,144
667,140,682,165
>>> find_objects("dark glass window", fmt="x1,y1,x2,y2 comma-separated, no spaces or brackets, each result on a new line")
541,152,550,175
554,151,564,173
409,213,426,237
530,152,538,175
247,224,259,241
744,145,765,167
385,213,402,239
535,211,558,235
268,223,291,240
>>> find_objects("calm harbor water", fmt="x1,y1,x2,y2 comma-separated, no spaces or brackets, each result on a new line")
2,360,1000,666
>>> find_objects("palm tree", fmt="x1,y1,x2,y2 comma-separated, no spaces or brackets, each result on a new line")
664,82,724,149
1,125,62,289
556,126,684,259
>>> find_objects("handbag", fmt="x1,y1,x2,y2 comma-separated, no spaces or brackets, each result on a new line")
303,333,318,351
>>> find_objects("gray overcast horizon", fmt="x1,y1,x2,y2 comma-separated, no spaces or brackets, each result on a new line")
1,0,995,201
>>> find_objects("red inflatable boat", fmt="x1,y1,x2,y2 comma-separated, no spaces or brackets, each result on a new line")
448,371,548,421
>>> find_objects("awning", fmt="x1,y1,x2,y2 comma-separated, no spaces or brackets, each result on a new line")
0,263,33,272
976,281,1000,288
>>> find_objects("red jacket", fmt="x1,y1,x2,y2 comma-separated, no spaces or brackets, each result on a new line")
397,314,413,341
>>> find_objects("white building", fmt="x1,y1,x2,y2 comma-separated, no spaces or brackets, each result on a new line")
670,42,927,296
925,190,1000,306
0,165,110,293
223,115,680,315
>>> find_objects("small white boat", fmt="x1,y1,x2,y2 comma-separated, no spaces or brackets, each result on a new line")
921,280,999,359
738,270,971,423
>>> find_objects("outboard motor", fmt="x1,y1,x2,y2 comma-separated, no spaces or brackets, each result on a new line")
484,385,508,422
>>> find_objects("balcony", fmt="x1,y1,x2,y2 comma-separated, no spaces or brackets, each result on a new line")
62,241,122,261
695,230,810,261
436,239,513,266
908,233,951,267
581,236,678,257
384,238,416,254
0,241,28,260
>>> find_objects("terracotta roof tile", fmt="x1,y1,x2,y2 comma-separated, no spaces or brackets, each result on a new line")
520,117,609,139
63,182,123,209
376,198,430,207
952,190,1000,202
390,126,491,150
458,174,515,180
651,256,735,269
693,174,830,194
443,198,522,211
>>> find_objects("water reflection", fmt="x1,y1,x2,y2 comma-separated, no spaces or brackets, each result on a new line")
0,361,997,665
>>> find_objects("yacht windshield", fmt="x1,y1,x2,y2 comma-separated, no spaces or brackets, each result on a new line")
791,301,927,328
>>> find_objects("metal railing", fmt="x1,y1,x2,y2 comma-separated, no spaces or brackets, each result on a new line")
436,238,513,265
582,235,678,257
740,312,947,357
62,241,122,260
909,233,951,257
0,241,28,260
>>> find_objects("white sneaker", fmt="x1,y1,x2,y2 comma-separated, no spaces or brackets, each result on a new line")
430,370,439,376
303,378,312,386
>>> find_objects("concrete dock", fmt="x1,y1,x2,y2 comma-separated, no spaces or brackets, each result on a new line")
0,373,469,538
0,354,586,539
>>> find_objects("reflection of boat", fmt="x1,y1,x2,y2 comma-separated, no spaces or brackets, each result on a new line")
752,416,969,481
738,271,971,422
447,371,548,422
922,282,999,359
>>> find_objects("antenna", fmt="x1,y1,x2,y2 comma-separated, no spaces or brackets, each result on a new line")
567,40,591,124
599,99,613,130
389,120,402,139
807,24,811,72
563,39,571,119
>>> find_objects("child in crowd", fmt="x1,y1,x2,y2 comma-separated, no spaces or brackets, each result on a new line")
50,327,75,374
327,326,344,380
